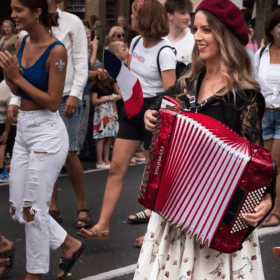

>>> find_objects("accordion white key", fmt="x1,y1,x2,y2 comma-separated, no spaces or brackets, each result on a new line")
138,106,276,253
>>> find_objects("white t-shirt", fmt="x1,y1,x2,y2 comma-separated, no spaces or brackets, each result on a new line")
255,45,280,107
164,30,195,66
129,36,176,98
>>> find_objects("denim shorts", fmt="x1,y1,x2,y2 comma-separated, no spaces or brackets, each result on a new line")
59,96,83,151
262,108,280,140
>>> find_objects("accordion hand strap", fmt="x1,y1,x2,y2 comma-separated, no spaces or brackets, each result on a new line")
185,77,218,111
185,78,197,110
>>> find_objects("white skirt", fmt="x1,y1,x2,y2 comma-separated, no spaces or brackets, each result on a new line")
133,212,264,280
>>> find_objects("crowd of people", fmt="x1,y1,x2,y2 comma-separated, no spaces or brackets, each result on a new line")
0,0,280,279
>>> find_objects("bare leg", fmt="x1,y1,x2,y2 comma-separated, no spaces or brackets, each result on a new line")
96,139,105,165
0,144,6,169
79,139,141,236
57,234,82,278
50,152,89,227
24,274,43,280
66,151,90,227
263,139,280,225
128,149,151,221
103,138,111,164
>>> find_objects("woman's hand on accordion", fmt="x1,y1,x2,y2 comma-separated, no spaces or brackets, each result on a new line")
243,193,272,227
144,110,158,132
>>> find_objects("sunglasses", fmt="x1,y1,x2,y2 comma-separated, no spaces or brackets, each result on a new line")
115,34,125,38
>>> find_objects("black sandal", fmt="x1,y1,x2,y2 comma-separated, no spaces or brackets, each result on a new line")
76,207,91,229
57,242,85,279
0,242,15,277
128,211,150,223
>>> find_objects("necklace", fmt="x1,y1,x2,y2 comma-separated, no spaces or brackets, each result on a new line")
271,45,280,55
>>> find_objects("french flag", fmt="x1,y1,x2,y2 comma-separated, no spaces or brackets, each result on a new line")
103,49,143,119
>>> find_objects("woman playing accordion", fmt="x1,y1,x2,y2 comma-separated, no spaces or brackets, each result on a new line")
133,0,275,279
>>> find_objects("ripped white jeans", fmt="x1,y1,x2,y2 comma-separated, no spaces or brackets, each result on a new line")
9,110,69,274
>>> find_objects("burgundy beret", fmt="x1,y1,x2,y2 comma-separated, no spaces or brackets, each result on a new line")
196,0,249,46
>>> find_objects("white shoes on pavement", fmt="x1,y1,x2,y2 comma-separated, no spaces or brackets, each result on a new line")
96,163,110,169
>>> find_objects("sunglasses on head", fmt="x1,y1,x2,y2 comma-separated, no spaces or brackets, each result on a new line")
115,34,125,38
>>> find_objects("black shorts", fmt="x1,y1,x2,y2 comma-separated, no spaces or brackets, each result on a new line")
117,96,157,150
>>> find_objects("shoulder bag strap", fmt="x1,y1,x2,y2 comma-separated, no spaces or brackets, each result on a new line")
131,36,142,54
259,47,265,60
128,36,142,69
157,45,177,77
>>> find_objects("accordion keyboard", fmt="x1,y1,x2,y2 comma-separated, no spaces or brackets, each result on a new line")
231,186,267,233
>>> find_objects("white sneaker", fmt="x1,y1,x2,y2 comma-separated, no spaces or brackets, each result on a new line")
96,163,110,169
132,151,146,162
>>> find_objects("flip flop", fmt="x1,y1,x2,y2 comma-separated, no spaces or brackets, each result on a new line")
76,227,109,240
57,242,85,279
0,242,16,277
128,211,150,223
261,213,280,227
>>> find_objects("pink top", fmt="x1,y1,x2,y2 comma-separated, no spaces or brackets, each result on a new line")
245,41,258,52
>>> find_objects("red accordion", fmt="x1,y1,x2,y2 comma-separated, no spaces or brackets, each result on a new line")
138,103,276,253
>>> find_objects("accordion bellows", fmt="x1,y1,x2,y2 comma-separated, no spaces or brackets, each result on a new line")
138,108,276,253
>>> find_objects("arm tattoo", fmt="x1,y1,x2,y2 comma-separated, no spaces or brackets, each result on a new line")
55,59,66,72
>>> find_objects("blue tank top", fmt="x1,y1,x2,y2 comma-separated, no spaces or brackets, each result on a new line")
17,35,64,101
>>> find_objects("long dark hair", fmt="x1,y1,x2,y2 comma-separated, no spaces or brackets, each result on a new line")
265,8,280,44
94,76,115,96
17,0,58,29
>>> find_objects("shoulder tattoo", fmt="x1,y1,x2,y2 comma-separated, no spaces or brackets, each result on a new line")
55,59,66,72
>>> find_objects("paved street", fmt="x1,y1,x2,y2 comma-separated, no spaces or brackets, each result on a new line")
0,163,280,280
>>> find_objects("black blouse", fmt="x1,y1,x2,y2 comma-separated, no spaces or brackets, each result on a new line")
150,77,265,146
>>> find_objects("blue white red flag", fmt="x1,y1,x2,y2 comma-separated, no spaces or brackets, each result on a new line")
103,49,143,119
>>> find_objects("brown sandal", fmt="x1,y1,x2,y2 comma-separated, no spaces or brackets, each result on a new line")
77,227,109,240
76,207,91,229
0,241,15,277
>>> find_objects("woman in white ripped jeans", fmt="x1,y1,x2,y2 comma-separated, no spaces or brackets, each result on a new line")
10,110,69,267
0,0,85,279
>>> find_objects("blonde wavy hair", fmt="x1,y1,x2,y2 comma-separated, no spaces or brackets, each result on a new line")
107,41,127,54
108,26,124,42
180,10,260,99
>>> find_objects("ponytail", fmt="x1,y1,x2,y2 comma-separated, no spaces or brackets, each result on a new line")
47,12,59,29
